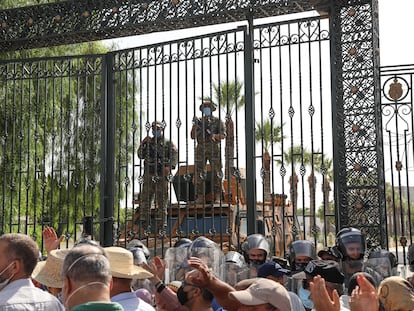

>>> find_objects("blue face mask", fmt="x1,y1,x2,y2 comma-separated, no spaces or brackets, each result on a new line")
152,129,162,137
298,286,314,309
202,107,212,116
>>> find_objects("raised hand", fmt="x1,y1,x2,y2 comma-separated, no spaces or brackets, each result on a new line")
42,226,64,254
349,274,379,311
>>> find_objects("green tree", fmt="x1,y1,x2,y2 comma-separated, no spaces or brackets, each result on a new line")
0,0,134,244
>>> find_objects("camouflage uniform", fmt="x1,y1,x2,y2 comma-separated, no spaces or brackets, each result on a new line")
137,125,178,232
192,103,225,202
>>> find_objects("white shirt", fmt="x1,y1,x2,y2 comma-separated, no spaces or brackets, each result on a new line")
0,278,64,311
111,292,155,311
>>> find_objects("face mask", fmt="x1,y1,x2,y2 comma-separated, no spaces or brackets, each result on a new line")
177,285,192,305
152,129,162,137
250,259,265,267
294,262,307,272
346,259,363,269
298,286,314,310
0,261,15,291
202,107,212,116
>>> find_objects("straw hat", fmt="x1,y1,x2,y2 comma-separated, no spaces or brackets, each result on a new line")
32,248,70,288
105,246,153,279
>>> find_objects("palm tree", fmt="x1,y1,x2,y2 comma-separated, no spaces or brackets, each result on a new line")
212,80,245,179
278,146,332,238
254,120,283,201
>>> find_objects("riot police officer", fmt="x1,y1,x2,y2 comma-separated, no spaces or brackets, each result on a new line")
137,121,178,233
334,227,366,288
241,233,270,277
191,100,226,204
287,240,317,273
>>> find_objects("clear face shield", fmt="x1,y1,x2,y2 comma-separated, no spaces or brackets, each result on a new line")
224,262,249,287
164,247,190,284
287,272,314,309
188,246,225,281
364,257,392,285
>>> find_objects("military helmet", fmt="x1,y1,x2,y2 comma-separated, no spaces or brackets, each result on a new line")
335,227,365,260
151,120,163,129
199,99,217,111
241,233,270,263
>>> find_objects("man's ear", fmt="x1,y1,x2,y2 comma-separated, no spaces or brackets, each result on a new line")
109,277,113,291
63,276,72,293
11,259,20,274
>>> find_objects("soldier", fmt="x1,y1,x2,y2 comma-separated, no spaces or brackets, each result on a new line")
138,121,178,233
191,99,226,204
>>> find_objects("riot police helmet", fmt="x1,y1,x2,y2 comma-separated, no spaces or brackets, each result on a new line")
241,233,270,264
174,238,192,248
336,227,365,260
225,251,246,269
127,239,151,260
287,240,316,272
130,247,148,265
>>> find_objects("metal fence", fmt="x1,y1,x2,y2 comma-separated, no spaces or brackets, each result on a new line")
0,14,381,258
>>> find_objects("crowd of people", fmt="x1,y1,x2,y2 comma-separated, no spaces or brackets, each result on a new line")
1,226,413,311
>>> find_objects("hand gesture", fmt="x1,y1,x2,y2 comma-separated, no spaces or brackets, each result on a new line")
349,274,379,311
42,226,64,254
141,256,165,284
187,256,214,287
309,275,340,311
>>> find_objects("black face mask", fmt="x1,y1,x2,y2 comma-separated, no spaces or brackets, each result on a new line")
294,263,307,272
250,259,265,267
177,286,190,305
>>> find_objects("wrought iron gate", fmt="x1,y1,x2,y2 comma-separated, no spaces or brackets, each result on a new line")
0,15,335,257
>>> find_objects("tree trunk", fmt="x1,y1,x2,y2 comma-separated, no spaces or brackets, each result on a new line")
224,117,235,179
264,150,271,202
308,173,317,230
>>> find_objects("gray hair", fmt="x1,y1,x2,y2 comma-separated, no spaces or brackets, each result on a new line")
62,244,111,285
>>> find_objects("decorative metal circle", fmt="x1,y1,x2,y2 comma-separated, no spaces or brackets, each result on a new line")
351,124,360,132
351,86,358,94
353,163,362,171
349,47,357,56
348,8,356,17
27,18,34,26
82,11,90,18
1,22,7,29
395,161,403,171
355,202,363,209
